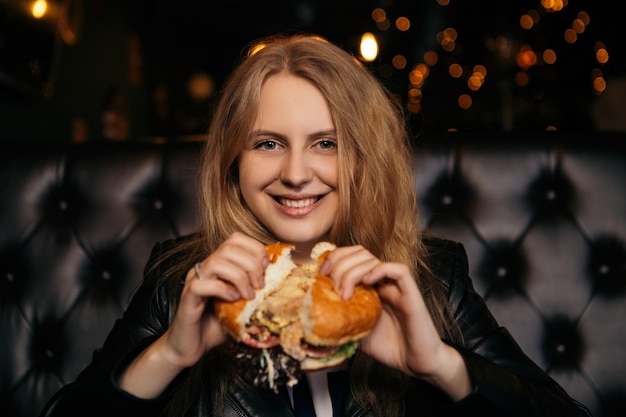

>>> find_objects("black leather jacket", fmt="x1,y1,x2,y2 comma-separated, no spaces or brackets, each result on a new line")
40,236,590,417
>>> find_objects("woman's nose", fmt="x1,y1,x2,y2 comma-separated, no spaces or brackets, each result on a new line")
279,150,312,186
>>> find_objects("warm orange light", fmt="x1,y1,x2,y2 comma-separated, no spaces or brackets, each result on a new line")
564,28,577,43
409,70,425,87
392,55,407,70
595,48,609,64
408,88,422,102
572,18,585,34
448,63,463,78
32,0,47,18
458,94,472,109
541,0,566,12
543,49,557,64
515,46,537,69
443,27,458,41
396,17,410,31
473,65,487,78
424,50,438,66
468,75,482,91
515,71,529,87
413,63,429,77
360,32,378,62
592,76,606,94
407,101,422,113
520,14,534,30
249,43,267,56
371,8,386,23
441,38,455,52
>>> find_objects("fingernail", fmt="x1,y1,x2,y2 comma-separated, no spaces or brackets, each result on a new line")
341,285,354,300
320,260,329,275
247,284,256,299
226,289,241,301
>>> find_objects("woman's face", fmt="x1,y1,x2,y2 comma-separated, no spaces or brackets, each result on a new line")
238,74,339,258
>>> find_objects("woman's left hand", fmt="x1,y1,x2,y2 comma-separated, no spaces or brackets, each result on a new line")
320,245,472,401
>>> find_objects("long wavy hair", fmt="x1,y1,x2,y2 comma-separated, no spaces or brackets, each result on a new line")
163,34,462,417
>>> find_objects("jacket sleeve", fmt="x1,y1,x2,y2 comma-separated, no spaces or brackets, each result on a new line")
40,239,188,417
416,238,591,417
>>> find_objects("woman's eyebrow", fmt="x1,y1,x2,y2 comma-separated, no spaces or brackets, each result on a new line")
310,129,337,138
249,129,337,139
249,129,282,138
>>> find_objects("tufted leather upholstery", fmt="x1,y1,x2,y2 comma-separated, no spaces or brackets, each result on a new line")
1,132,624,417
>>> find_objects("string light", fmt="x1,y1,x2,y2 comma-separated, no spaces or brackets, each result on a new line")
31,0,47,18
360,32,378,62
367,1,614,129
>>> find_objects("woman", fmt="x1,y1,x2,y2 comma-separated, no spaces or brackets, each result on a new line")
42,34,590,417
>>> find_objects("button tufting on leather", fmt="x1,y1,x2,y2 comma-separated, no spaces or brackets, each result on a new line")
2,135,624,417
541,315,584,371
526,169,573,215
477,240,527,297
496,266,508,278
32,322,64,370
423,173,473,214
587,235,626,296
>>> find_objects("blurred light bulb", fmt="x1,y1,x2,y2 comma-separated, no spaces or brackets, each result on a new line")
360,32,378,62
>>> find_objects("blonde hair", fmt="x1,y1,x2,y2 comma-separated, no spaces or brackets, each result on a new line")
169,34,460,417
200,34,419,267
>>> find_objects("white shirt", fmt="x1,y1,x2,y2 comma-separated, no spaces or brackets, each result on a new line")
287,364,346,417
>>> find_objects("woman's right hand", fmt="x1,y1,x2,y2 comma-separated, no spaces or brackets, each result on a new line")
118,232,268,398
163,232,268,368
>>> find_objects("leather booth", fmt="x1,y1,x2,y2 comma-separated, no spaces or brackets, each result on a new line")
1,131,625,417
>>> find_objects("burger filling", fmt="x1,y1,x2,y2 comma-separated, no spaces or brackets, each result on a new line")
235,265,358,391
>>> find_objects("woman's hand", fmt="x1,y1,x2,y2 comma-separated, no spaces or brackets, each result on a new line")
163,232,267,367
118,232,268,398
320,245,472,401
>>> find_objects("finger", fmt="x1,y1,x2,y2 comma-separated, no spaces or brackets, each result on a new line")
324,246,380,299
193,258,256,299
219,234,269,289
338,258,380,299
184,266,242,301
362,263,425,316
323,245,369,279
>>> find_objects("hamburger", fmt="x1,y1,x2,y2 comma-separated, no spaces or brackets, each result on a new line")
214,241,382,391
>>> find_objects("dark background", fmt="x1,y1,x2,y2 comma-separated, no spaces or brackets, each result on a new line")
1,0,625,142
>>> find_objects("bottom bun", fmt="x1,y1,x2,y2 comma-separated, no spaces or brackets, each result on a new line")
300,354,349,371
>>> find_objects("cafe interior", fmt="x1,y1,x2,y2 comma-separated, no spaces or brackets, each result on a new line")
1,2,625,417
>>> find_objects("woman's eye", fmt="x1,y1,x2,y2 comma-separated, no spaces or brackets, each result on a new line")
317,139,337,150
255,140,278,150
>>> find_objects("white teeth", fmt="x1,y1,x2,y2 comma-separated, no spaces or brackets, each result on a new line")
279,198,317,208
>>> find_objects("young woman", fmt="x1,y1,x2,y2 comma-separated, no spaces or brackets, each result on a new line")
42,34,590,417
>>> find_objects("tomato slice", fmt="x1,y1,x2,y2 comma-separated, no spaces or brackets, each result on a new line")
241,325,280,349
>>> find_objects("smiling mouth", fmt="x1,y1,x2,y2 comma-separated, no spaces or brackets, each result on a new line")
277,197,319,208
